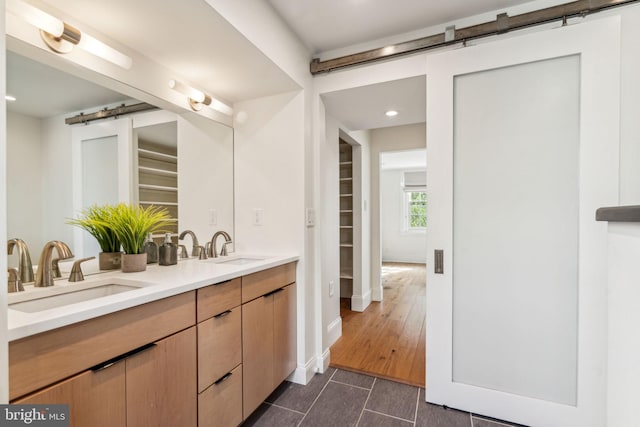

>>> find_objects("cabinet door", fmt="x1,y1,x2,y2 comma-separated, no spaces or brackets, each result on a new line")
242,295,274,419
126,327,197,427
15,362,125,427
274,284,297,385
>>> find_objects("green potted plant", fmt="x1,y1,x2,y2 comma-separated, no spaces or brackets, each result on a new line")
109,203,172,272
67,205,122,270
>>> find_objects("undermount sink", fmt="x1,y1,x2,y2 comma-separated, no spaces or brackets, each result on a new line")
209,255,269,265
8,278,148,313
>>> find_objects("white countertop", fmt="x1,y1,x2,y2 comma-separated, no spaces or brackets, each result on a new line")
7,253,298,342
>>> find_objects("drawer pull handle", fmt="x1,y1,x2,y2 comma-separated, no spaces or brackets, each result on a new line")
91,343,156,372
214,310,232,319
214,371,233,385
263,288,285,298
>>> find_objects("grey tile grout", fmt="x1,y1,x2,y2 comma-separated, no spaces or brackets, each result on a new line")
363,408,415,424
355,377,376,426
330,378,373,391
296,368,339,427
263,401,307,416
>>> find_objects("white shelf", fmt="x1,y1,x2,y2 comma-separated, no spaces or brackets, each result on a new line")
339,177,353,182
139,184,178,192
140,201,179,206
340,243,353,248
339,161,352,166
340,226,353,229
340,194,353,197
340,210,353,213
340,270,353,279
138,148,177,163
138,166,178,177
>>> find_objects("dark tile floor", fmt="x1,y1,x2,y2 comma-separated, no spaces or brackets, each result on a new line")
242,368,522,427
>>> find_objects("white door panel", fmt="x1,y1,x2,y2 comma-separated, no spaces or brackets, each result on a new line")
426,17,620,427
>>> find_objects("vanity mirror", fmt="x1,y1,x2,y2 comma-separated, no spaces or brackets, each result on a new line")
6,49,234,274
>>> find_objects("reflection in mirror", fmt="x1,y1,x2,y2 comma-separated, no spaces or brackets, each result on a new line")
6,50,234,277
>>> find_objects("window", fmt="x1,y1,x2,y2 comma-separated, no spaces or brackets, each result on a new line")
405,190,426,230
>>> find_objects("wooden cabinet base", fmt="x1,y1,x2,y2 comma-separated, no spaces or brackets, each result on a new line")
198,365,242,427
15,362,126,427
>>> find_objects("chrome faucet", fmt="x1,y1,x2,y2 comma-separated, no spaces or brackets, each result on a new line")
35,241,73,287
7,238,34,283
178,230,200,257
209,231,232,258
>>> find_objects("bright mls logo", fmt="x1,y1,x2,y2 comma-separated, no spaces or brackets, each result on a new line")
1,405,69,426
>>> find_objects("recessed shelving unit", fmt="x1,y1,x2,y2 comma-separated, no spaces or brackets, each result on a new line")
339,139,354,301
136,130,179,242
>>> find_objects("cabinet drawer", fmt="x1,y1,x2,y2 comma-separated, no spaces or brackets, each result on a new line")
241,262,296,303
197,306,242,392
197,278,241,322
198,364,242,427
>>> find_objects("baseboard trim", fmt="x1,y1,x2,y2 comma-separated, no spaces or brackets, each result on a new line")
289,356,318,385
317,347,330,373
351,290,371,312
327,316,342,347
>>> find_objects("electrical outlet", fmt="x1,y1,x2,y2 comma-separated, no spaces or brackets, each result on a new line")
329,280,335,296
254,208,264,226
306,207,315,227
208,209,217,226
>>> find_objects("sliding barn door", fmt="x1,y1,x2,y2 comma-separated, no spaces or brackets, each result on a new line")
425,17,620,427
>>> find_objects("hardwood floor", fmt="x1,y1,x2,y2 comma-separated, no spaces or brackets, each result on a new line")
329,262,426,387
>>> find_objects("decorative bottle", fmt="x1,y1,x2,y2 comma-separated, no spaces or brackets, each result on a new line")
159,233,177,266
143,233,158,264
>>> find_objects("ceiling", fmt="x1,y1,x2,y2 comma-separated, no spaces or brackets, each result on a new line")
267,0,536,54
381,149,426,170
6,51,130,118
321,76,426,131
10,0,549,131
37,0,301,104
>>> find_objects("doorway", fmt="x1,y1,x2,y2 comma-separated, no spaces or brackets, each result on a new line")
329,139,427,387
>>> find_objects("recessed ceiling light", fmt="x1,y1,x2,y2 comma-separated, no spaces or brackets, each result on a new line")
5,95,16,101
385,110,398,117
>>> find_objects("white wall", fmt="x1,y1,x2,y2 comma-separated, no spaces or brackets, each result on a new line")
233,90,313,382
6,112,43,255
380,169,427,263
607,223,640,427
0,0,8,403
370,124,426,300
177,113,234,244
320,110,341,347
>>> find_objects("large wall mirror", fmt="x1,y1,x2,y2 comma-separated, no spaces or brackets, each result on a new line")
6,48,234,274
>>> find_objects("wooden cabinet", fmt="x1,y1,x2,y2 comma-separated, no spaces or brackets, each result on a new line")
12,327,197,427
197,279,243,427
10,262,297,426
15,361,126,427
241,263,297,419
15,327,197,427
126,327,197,427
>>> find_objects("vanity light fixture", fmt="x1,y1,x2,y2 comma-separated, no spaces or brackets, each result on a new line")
168,79,233,116
385,110,399,117
6,0,133,69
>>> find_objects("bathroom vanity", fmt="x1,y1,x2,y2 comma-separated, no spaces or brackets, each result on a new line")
6,256,297,427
